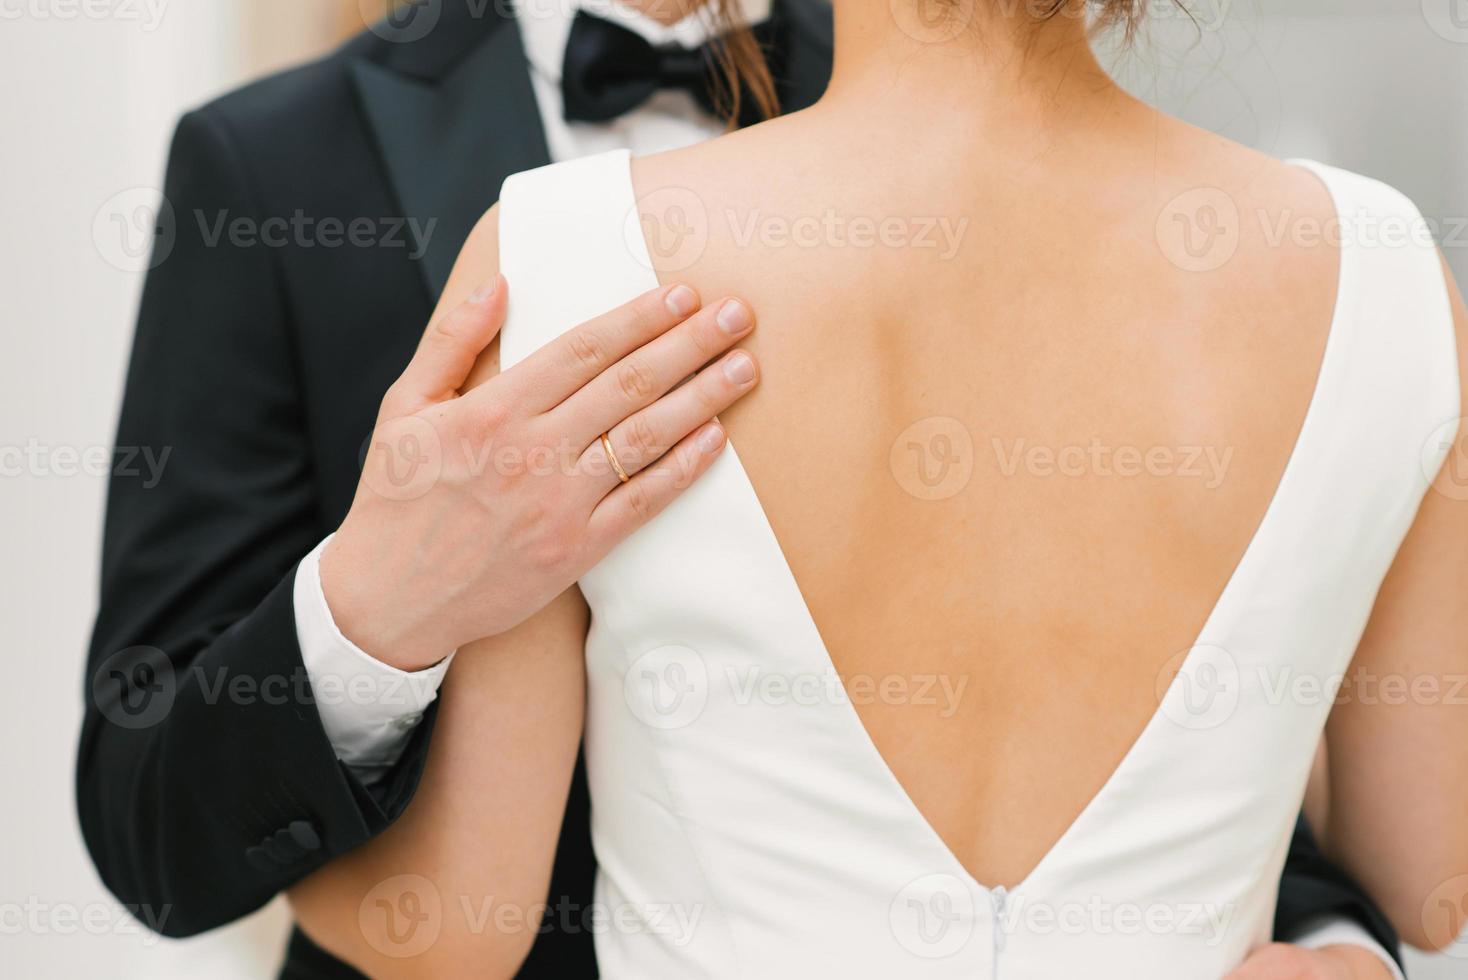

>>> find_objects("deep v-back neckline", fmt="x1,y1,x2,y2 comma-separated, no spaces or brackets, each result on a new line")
620,152,1349,898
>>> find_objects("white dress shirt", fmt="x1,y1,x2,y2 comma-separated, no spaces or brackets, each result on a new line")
1293,917,1404,980
292,3,1397,970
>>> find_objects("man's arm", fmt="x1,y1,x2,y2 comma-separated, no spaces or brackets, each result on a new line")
76,108,417,936
77,111,757,939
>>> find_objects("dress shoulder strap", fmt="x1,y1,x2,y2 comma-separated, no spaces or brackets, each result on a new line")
1287,159,1460,498
497,149,661,372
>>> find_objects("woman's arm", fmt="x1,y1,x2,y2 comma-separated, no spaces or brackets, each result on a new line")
290,207,591,977
287,589,588,977
1321,252,1468,951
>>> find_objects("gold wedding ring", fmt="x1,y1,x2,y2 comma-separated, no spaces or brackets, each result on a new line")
601,431,631,483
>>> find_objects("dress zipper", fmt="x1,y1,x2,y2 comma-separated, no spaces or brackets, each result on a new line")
991,886,1008,978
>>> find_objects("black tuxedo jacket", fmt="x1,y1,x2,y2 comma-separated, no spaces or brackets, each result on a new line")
76,2,1401,977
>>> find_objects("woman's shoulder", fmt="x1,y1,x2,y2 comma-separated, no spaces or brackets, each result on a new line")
630,111,814,207
1200,138,1466,446
1153,122,1459,336
1156,120,1436,259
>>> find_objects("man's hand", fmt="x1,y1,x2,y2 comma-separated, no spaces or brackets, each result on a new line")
1225,943,1396,980
321,275,758,670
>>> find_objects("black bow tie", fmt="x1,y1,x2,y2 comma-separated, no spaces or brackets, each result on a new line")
561,9,784,125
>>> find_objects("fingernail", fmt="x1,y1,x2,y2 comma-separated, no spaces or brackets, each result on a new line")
698,424,726,454
470,277,499,304
716,299,751,335
722,351,756,385
665,284,698,316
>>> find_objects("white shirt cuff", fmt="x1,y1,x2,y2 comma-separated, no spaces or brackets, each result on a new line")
293,535,454,784
1290,916,1403,980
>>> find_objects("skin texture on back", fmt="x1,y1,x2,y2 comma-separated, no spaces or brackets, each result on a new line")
626,87,1349,890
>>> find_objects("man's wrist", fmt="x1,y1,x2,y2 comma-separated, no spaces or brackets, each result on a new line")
1290,917,1402,980
318,526,455,672
295,536,455,780
1315,945,1397,980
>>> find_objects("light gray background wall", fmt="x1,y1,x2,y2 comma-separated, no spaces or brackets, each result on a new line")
0,1,1462,977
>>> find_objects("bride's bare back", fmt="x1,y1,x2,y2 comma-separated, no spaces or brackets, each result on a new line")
634,100,1378,889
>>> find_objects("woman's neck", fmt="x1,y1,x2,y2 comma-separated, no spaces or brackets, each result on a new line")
820,0,1131,145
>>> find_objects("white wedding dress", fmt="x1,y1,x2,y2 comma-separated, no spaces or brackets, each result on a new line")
497,149,1459,978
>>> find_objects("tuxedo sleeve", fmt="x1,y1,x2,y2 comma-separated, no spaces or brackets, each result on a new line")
75,107,438,937
1274,815,1403,970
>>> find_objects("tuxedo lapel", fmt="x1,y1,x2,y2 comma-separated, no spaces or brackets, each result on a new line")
351,12,552,300
350,0,832,300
